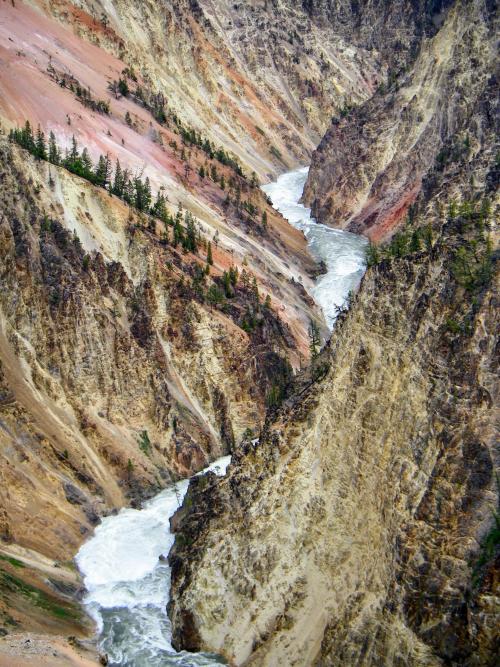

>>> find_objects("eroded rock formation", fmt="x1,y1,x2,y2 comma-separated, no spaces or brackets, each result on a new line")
303,0,498,242
169,173,499,665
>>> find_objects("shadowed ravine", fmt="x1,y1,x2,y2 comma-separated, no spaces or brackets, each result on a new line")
76,168,367,665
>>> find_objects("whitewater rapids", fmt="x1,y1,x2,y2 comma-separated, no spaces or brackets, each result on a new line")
262,167,367,329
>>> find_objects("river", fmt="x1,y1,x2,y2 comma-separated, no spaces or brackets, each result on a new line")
262,167,367,329
76,167,367,665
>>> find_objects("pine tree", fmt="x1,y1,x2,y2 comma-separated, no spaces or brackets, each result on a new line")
122,169,133,204
409,229,421,253
48,131,60,165
262,211,268,229
21,121,35,151
198,165,205,179
207,241,213,265
112,159,124,197
229,265,238,286
222,271,233,297
35,125,47,160
308,320,320,360
151,189,169,223
184,211,197,253
173,218,183,247
81,148,93,179
94,154,111,188
240,268,250,289
251,276,260,303
69,135,79,162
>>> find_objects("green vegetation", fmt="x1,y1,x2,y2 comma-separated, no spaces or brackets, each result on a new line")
0,555,25,569
9,122,203,253
472,476,500,588
365,223,433,267
366,198,494,290
110,70,245,177
138,430,152,456
0,568,80,620
47,64,110,115
270,145,283,161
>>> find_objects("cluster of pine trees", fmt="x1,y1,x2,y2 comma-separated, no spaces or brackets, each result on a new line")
9,121,200,254
179,126,244,176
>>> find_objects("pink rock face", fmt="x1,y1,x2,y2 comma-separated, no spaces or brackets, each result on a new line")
0,1,186,194
0,1,324,360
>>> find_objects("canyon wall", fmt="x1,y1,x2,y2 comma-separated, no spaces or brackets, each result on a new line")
170,166,499,665
22,0,379,177
169,11,499,657
303,0,498,242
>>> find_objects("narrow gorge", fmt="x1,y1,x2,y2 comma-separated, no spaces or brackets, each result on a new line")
0,1,497,666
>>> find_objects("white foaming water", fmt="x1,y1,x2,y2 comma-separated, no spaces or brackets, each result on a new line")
262,167,368,328
76,457,231,666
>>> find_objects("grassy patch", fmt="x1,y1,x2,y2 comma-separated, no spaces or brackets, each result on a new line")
0,568,80,621
0,555,25,569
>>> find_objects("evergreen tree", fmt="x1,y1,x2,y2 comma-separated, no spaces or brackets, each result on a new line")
251,276,260,303
207,241,213,265
21,120,35,151
48,131,60,165
117,77,129,97
64,135,85,176
262,211,268,229
198,165,205,179
122,169,134,204
365,243,380,267
183,211,197,253
173,218,183,247
69,135,79,162
81,148,93,180
35,125,47,160
151,189,169,223
94,154,111,188
112,159,124,197
409,229,421,253
222,270,233,297
308,320,320,360
228,265,238,286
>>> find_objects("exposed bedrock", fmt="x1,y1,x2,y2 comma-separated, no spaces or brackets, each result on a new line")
303,0,498,242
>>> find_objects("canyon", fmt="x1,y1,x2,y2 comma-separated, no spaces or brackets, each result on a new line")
0,0,498,666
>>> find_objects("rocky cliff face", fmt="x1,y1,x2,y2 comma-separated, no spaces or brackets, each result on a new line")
0,0,498,661
303,0,498,242
22,0,379,176
0,124,322,635
169,214,498,666
169,85,499,664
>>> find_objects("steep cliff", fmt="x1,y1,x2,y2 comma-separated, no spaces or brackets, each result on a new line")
303,0,498,242
169,116,499,664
